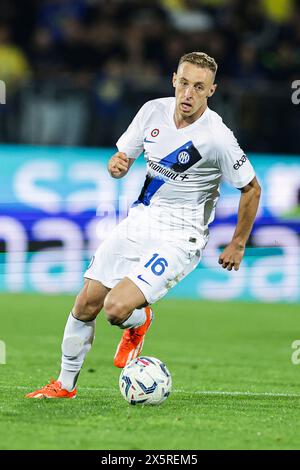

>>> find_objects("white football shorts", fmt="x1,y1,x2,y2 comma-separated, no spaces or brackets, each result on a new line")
84,205,205,304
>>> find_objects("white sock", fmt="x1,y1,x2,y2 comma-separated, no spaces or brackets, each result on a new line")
58,312,95,391
119,308,147,329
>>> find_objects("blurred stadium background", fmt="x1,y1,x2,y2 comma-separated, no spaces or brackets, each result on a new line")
0,0,299,302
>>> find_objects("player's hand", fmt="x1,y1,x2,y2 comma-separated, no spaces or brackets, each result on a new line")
218,241,245,271
108,152,130,178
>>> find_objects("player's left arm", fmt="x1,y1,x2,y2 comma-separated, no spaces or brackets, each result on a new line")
218,176,261,271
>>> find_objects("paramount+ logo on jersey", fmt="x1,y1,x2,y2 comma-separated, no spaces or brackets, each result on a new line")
233,155,248,170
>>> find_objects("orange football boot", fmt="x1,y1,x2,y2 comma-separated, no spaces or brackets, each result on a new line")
114,306,154,368
25,380,77,399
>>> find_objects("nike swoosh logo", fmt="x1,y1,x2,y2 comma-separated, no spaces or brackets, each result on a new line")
143,138,156,144
137,274,151,285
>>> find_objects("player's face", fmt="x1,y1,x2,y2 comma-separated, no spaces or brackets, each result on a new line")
173,62,217,121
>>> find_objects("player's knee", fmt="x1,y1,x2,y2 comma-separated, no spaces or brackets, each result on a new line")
103,295,129,326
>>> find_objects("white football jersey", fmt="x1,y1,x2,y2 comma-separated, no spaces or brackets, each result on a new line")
116,97,255,242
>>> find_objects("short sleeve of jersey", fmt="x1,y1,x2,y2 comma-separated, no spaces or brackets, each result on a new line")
116,102,151,159
216,128,255,188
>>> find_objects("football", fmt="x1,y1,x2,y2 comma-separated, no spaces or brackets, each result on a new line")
119,356,172,405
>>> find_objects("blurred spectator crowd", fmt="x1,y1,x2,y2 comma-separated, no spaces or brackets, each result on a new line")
0,0,299,152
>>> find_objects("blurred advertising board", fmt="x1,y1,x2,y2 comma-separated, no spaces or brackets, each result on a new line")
0,145,299,302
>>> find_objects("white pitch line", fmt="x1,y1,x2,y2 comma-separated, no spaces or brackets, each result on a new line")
0,384,300,398
173,389,300,398
83,387,300,398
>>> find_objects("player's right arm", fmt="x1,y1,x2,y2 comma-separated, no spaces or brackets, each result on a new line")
109,101,152,179
107,152,135,179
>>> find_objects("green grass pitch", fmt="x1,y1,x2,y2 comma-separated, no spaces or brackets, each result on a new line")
0,293,300,450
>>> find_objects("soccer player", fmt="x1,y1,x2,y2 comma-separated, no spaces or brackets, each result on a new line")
26,52,261,398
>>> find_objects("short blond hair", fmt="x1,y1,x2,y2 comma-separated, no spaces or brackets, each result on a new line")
178,52,218,78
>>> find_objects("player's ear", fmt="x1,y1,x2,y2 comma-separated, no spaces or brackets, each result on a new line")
172,72,177,89
208,83,217,98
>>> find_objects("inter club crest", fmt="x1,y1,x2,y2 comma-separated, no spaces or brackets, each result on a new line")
177,150,190,165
